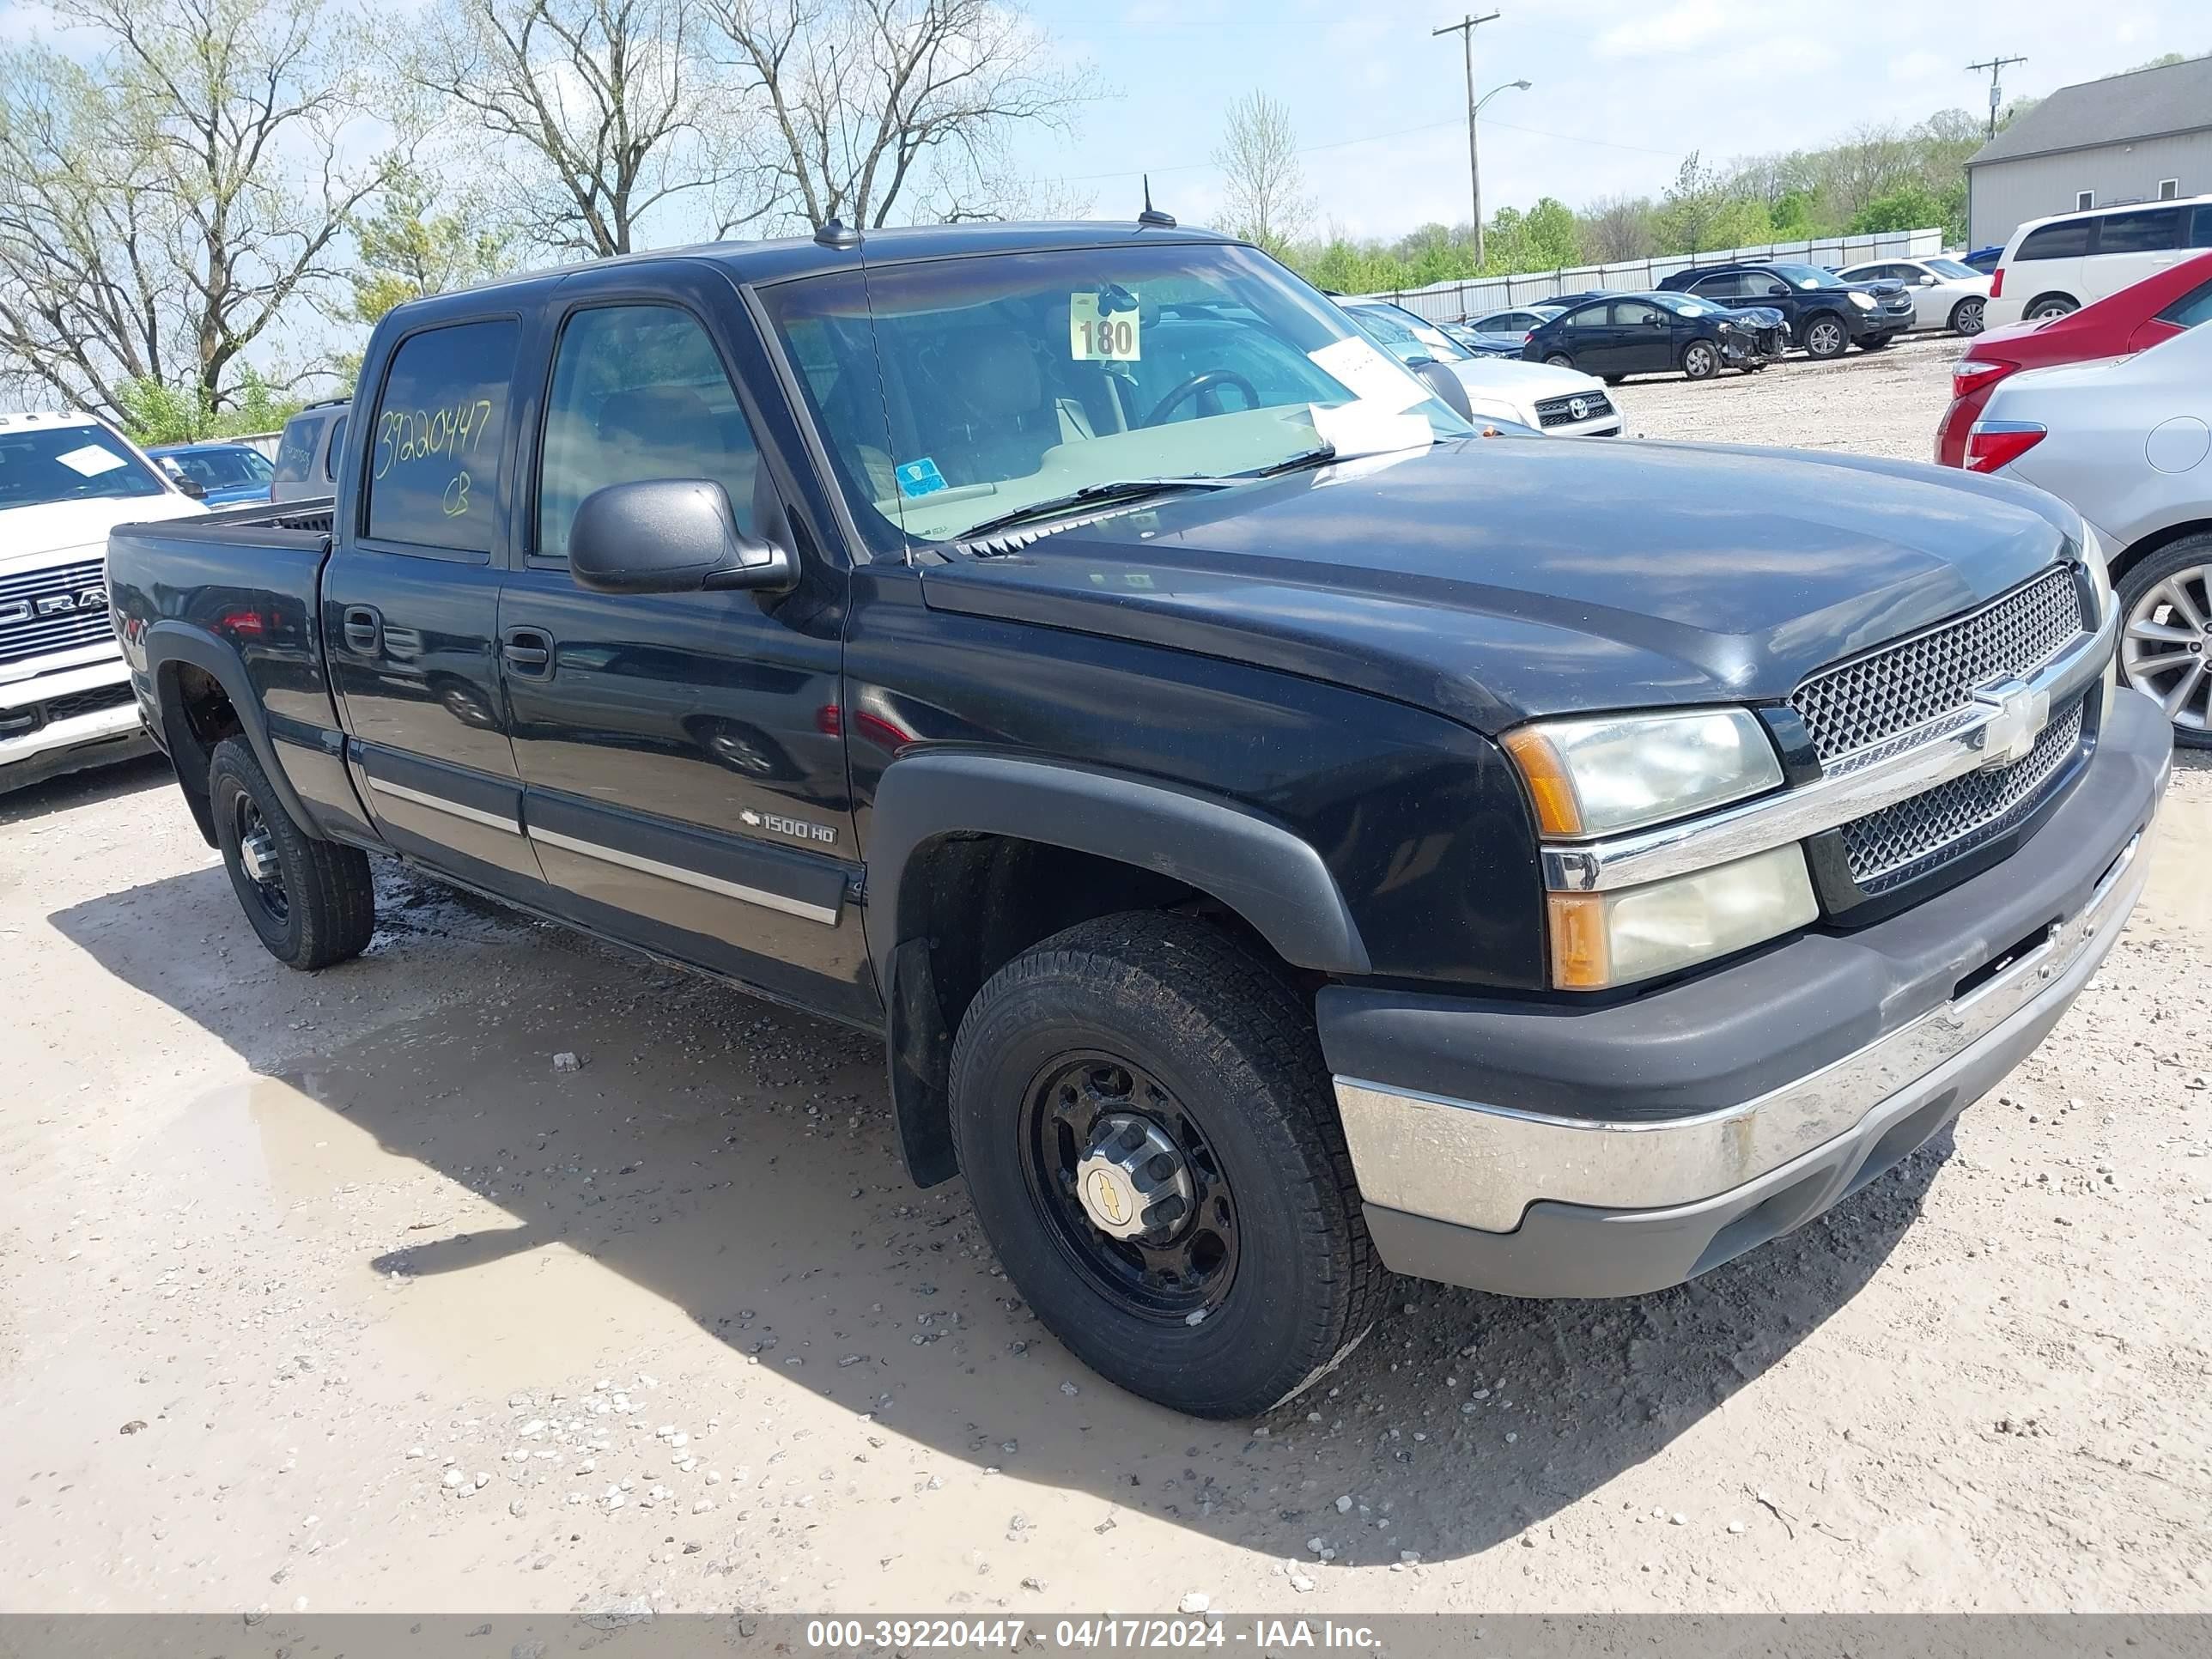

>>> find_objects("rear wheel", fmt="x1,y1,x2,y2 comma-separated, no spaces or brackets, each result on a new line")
1950,296,1987,335
949,913,1383,1418
1802,314,1849,359
209,736,375,969
1680,339,1721,380
2026,293,2078,321
1544,352,1575,370
2117,537,2212,748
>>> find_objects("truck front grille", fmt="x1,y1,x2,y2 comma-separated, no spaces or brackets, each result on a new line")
1790,566,2087,763
0,556,111,667
1839,696,2085,892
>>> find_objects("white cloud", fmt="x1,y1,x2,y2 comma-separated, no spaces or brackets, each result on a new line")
1889,49,1944,82
1594,0,1728,59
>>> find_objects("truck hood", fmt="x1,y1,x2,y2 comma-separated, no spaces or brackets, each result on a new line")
918,435,2081,733
2,495,204,574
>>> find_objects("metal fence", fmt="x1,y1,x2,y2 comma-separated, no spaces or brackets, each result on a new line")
1363,228,1947,322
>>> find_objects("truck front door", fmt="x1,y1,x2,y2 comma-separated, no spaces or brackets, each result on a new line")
496,275,872,1023
322,313,548,901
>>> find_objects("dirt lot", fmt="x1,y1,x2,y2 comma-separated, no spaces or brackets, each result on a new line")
6,339,2212,1619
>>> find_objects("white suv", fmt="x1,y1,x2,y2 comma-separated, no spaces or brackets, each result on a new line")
1,412,206,794
1987,195,2212,327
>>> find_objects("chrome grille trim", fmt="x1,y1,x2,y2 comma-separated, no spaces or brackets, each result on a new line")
1534,392,1613,428
1790,567,2088,763
0,556,112,667
1841,698,2086,890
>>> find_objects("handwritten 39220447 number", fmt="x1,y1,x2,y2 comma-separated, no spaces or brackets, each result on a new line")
374,398,496,518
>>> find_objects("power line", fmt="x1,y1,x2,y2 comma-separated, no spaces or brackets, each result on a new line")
1966,55,2028,140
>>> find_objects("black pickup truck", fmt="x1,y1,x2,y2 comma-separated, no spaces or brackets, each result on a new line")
108,222,2169,1419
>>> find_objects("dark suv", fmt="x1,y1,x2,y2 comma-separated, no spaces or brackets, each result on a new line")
1658,261,1915,358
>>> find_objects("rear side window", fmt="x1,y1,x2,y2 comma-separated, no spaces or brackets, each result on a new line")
2017,219,2093,261
367,319,519,554
1613,301,1662,325
2159,278,2212,330
273,415,322,483
535,305,762,562
1689,273,1741,299
2190,206,2212,249
323,415,348,482
1564,305,1607,329
2096,207,2182,255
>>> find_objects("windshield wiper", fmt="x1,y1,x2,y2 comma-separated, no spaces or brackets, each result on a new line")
1242,445,1336,477
954,476,1240,543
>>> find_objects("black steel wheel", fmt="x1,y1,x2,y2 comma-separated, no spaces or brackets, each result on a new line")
209,736,375,969
949,912,1382,1418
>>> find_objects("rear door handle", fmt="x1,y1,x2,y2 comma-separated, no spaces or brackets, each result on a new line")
341,605,381,654
501,626,554,678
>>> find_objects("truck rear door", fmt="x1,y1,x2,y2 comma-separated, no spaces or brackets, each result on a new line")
321,312,548,902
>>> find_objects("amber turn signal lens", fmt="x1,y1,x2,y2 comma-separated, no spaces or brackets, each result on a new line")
1547,893,1610,989
1501,726,1583,837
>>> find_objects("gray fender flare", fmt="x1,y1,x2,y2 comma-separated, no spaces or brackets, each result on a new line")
863,751,1370,1186
143,620,316,843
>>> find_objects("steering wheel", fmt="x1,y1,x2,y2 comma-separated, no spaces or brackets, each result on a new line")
1141,368,1261,428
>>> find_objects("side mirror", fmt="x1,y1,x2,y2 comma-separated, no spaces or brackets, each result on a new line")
1413,359,1474,421
174,476,207,501
569,478,795,596
1919,274,1937,287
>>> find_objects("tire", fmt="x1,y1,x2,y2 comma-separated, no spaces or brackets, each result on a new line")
1950,296,1987,335
2026,294,2078,321
1680,339,1721,380
1603,374,1626,386
208,736,376,969
1802,313,1849,359
948,912,1384,1419
1857,332,1893,351
1544,352,1575,369
2115,536,2212,749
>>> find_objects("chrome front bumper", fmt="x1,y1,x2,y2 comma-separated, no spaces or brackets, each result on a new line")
0,655,149,792
1336,810,2154,1239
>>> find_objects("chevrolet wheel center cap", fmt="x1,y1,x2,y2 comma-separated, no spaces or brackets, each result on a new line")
1083,1168,1131,1231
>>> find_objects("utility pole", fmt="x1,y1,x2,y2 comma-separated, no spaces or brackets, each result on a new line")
1967,55,2027,139
1433,11,1501,264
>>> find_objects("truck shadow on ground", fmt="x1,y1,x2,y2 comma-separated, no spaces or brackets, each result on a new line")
52,860,1941,1566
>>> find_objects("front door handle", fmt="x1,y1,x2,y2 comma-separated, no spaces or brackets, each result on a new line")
341,605,381,654
501,626,554,678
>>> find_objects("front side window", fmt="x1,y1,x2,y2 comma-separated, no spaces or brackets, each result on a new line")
756,243,1469,555
2021,219,2093,261
1613,301,1662,325
366,319,518,554
536,305,763,561
0,423,167,508
273,415,324,482
2098,207,2182,255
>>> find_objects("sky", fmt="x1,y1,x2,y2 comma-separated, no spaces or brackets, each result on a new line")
1013,0,2212,239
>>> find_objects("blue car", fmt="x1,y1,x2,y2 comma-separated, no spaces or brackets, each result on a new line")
149,441,276,506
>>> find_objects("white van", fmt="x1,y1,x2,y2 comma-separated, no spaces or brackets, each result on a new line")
1986,194,2212,328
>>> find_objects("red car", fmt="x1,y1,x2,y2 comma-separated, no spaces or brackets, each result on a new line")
1935,248,2212,469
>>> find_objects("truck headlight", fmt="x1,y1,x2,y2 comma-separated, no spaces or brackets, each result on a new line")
1848,290,1875,310
1548,844,1819,989
1502,708,1784,838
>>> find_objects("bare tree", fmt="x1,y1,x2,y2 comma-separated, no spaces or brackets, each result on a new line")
705,0,1097,232
403,0,735,258
1212,89,1309,255
0,0,392,423
1578,194,1656,263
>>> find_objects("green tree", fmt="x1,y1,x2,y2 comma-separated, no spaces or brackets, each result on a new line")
1848,183,1944,235
116,366,300,446
348,170,518,328
1657,151,1730,255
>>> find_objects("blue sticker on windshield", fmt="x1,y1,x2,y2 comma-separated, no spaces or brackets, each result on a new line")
896,457,946,498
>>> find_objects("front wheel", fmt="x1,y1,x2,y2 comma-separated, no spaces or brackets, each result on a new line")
1951,296,1987,335
210,736,376,969
949,914,1383,1418
1802,314,1849,359
2117,536,2212,748
1680,339,1721,380
1857,332,1893,351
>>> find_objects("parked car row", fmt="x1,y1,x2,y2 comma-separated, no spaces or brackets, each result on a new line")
1338,298,1625,435
1940,247,2212,748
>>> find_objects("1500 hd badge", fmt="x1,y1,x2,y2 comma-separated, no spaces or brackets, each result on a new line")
740,807,838,846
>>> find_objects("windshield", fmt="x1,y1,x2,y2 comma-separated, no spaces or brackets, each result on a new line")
758,242,1470,552
1656,295,1727,317
0,424,167,510
1925,258,1981,281
1767,263,1850,290
157,447,274,490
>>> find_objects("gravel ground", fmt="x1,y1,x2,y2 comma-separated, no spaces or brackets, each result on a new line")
5,335,2211,1618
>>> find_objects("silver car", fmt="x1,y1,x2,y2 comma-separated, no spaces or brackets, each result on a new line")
1972,318,2211,744
1834,256,1992,335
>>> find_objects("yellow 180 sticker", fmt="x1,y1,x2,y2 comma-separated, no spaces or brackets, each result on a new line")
1070,291,1140,362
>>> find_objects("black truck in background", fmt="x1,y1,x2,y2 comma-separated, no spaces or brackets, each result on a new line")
107,222,2168,1418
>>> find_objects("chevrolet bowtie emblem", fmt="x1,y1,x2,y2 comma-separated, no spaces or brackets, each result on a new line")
1973,678,2050,770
